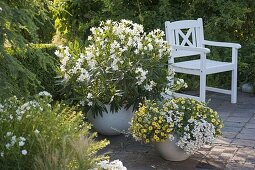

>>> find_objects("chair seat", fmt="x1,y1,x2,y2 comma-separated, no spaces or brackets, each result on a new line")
172,59,234,75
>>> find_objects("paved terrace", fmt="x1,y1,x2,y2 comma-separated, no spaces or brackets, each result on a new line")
100,92,255,170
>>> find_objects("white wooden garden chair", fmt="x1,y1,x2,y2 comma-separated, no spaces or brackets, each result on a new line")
165,18,241,103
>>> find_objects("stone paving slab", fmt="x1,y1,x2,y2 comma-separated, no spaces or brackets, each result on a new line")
100,92,255,169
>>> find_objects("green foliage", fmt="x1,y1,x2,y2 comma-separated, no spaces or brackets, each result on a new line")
0,0,58,99
0,0,53,51
0,92,109,170
52,0,104,42
0,45,61,100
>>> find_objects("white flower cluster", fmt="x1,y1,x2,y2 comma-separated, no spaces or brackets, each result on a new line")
161,100,184,127
56,19,172,108
135,67,148,85
2,132,28,157
15,100,42,121
38,91,52,98
97,159,127,170
55,46,71,80
176,119,215,154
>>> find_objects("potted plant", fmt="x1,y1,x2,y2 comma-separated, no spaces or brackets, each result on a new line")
55,19,183,135
130,98,223,161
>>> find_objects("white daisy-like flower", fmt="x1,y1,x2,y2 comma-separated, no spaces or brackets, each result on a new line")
19,137,26,141
21,150,27,155
35,129,40,134
6,132,12,136
5,143,11,149
19,141,25,147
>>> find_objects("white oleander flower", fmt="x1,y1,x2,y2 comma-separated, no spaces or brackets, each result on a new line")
87,93,93,99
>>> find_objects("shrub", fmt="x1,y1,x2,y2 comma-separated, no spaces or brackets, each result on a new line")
0,45,61,100
55,20,187,116
0,92,109,169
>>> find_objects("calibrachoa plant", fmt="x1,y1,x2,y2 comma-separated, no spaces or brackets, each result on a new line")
55,19,185,116
0,92,110,169
130,98,223,154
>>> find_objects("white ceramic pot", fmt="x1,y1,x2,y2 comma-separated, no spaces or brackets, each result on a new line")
87,105,133,135
155,138,190,161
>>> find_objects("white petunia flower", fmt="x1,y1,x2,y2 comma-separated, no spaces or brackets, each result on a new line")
0,152,4,157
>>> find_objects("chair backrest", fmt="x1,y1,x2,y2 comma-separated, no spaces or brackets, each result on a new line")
165,18,205,58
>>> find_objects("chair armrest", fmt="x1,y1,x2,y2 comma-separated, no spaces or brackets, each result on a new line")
203,40,241,49
171,45,210,53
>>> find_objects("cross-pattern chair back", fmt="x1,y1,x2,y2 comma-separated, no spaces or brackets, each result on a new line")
165,18,205,58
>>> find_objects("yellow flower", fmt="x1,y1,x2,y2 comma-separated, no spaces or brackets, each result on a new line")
145,139,150,143
153,108,159,112
161,132,165,136
152,122,156,126
153,117,157,121
149,126,153,130
211,118,216,123
166,128,171,132
181,100,185,104
154,135,158,140
155,130,160,133
142,129,147,133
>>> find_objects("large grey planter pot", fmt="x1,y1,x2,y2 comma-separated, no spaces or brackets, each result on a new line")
155,138,190,161
87,105,133,135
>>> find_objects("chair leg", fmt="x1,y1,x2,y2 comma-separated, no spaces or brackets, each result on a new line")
231,69,237,103
200,73,206,102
